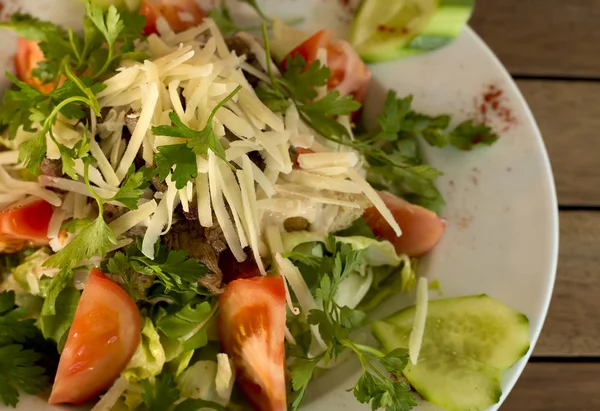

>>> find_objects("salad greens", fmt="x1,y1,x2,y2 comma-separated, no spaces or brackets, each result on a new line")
0,291,48,406
0,1,526,411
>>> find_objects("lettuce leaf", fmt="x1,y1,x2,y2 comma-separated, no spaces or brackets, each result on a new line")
123,316,166,381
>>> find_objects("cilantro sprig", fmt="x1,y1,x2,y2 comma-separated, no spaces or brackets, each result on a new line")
43,161,117,270
152,85,242,189
0,291,49,407
287,240,417,411
105,239,210,298
0,2,145,172
256,27,360,138
0,2,145,83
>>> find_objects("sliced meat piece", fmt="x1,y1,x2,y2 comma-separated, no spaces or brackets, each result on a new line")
219,247,260,284
40,158,63,177
162,219,227,293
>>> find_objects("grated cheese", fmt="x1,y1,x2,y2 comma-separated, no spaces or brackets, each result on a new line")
409,277,429,365
276,254,327,351
0,167,61,206
115,83,159,181
90,139,119,187
346,168,401,236
216,158,248,249
196,172,212,227
237,156,266,276
142,192,169,259
208,150,245,262
0,151,19,165
298,152,358,170
109,200,158,237
38,176,115,204
282,170,361,194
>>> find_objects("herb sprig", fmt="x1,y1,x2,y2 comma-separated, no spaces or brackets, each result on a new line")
0,291,48,407
0,1,146,172
152,85,242,189
105,239,210,298
287,240,417,411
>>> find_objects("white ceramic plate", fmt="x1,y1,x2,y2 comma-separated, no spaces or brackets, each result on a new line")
0,0,558,410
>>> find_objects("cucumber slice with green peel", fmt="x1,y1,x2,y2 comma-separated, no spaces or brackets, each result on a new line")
349,0,474,62
372,295,530,411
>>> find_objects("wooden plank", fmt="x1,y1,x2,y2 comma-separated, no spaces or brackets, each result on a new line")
533,212,600,356
503,362,600,410
470,0,600,77
516,79,600,206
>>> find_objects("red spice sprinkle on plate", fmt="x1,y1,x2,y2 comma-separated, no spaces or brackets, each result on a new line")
475,84,518,132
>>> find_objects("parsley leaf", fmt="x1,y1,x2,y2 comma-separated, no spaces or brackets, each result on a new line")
287,241,417,411
43,160,116,270
0,291,39,345
140,373,180,411
279,54,329,102
0,13,66,42
0,291,50,407
0,345,47,407
87,2,123,48
44,216,116,269
154,144,197,189
289,357,319,410
105,240,209,296
185,85,241,158
151,86,242,188
112,167,151,209
448,120,499,150
39,286,80,351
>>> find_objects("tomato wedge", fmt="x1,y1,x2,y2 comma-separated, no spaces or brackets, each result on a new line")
218,276,287,411
284,29,371,104
14,39,58,93
49,268,141,405
140,0,205,36
363,191,446,257
0,197,53,252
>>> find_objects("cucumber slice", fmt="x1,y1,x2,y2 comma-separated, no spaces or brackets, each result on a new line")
349,0,474,62
372,295,530,411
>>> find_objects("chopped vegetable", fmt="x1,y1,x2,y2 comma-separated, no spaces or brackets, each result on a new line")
218,276,287,411
373,295,530,411
363,191,446,256
0,198,53,252
349,0,474,62
49,268,141,404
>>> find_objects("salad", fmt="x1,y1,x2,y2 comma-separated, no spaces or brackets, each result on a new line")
0,1,530,411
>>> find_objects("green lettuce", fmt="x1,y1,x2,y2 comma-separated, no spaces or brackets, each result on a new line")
123,316,166,381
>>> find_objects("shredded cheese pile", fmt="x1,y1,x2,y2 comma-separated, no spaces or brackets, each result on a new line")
0,17,401,270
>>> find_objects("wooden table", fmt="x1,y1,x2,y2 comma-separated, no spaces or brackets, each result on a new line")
470,1,600,409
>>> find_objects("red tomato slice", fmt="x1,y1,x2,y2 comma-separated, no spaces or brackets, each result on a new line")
218,276,287,411
14,39,58,94
49,268,141,405
284,29,371,104
0,197,53,252
140,0,205,35
363,191,446,257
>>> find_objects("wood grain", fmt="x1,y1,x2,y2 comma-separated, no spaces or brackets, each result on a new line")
515,79,600,206
533,212,600,356
502,362,600,410
470,0,600,77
